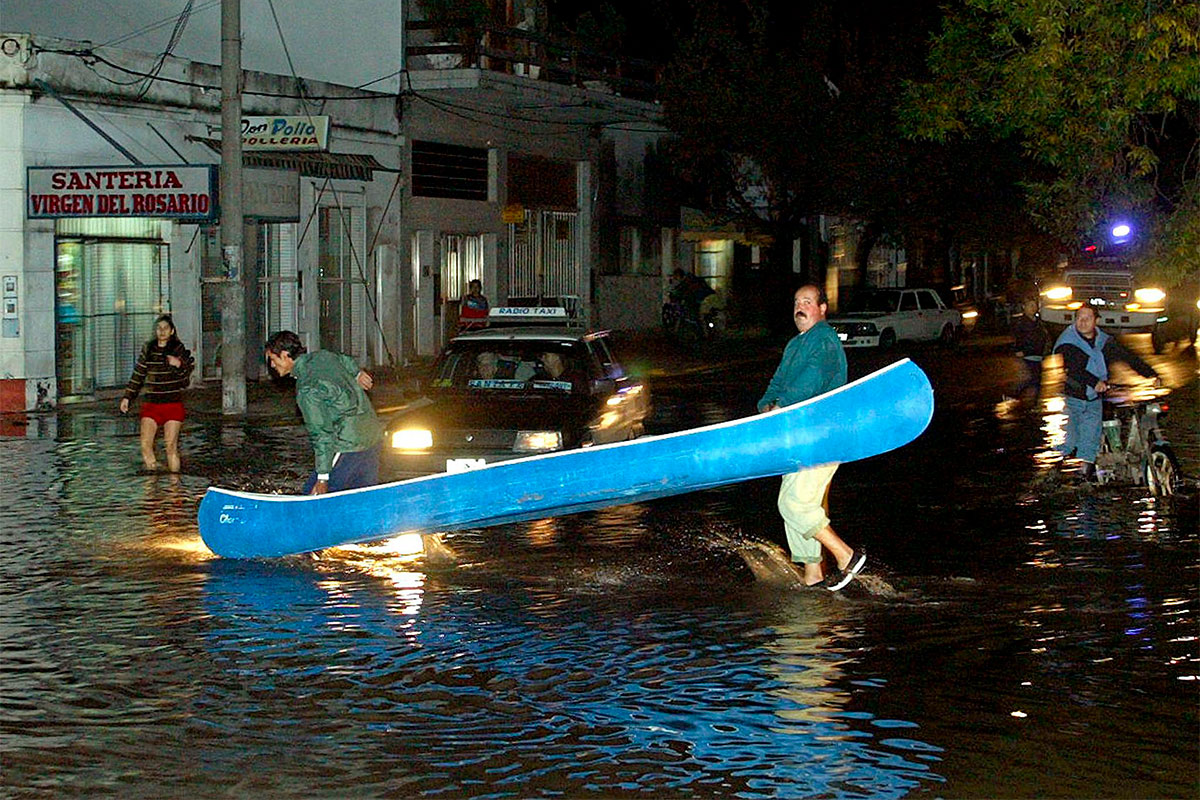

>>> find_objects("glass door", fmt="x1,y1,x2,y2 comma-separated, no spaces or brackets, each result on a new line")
317,201,367,359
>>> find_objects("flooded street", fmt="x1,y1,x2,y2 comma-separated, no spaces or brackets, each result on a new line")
2,340,1196,798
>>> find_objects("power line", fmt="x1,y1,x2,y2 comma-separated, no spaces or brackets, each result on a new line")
37,46,668,133
97,0,220,49
135,0,196,101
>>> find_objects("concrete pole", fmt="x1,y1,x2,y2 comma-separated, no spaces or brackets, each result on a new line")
220,0,246,414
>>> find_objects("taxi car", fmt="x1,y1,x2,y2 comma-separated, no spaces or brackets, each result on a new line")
382,318,651,478
828,287,962,348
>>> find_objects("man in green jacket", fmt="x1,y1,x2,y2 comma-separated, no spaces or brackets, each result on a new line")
265,330,384,495
758,284,866,591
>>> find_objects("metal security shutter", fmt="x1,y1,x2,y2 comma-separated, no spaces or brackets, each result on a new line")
260,222,299,334
441,234,484,301
508,211,537,296
507,210,580,299
72,238,169,391
540,211,578,297
317,194,367,361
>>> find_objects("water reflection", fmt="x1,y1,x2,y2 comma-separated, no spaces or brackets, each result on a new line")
197,555,944,797
2,344,1195,797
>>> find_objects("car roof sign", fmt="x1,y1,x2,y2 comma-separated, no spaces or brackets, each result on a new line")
488,306,568,320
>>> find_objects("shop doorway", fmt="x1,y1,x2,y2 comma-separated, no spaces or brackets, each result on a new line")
316,202,367,360
54,219,171,398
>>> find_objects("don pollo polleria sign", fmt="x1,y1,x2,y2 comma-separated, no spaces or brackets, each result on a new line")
241,116,330,151
27,165,217,220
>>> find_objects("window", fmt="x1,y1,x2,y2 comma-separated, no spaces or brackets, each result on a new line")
900,292,919,312
412,141,489,200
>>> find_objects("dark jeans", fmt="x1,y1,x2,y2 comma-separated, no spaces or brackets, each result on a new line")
1014,357,1043,398
302,443,381,493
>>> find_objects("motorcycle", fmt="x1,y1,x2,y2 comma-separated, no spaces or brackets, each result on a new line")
661,299,725,341
1095,386,1185,496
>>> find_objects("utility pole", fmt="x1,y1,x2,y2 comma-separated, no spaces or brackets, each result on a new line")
219,0,246,414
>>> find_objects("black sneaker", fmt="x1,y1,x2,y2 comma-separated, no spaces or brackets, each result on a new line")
1081,462,1098,483
827,549,867,592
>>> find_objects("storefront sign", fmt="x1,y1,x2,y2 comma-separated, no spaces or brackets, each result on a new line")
27,165,217,220
244,168,300,221
241,116,330,151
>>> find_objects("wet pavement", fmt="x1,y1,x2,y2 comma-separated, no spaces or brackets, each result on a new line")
1,330,1197,798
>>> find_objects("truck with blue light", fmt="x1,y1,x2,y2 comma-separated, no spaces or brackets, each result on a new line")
1039,259,1170,352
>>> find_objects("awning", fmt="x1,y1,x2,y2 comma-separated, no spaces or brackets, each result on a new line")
190,137,398,181
679,206,773,246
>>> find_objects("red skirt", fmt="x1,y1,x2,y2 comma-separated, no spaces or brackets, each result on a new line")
140,401,186,426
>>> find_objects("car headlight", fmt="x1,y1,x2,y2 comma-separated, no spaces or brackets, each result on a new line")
961,310,979,319
513,431,562,452
391,428,433,450
1044,286,1072,301
1134,287,1165,304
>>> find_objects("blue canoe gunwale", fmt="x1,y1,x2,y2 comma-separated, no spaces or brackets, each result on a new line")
199,358,934,558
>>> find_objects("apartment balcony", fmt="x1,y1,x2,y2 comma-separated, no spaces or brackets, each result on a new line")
404,20,661,103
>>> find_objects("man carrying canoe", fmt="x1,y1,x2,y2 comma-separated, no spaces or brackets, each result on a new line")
758,284,867,591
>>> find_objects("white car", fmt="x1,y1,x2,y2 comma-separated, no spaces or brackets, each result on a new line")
829,288,962,348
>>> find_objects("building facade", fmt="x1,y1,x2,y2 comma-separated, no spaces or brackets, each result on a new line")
0,26,670,412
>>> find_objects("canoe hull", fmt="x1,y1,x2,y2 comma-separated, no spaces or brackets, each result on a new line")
199,359,934,558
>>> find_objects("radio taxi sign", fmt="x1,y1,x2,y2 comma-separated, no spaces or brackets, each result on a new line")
27,165,217,220
489,306,567,320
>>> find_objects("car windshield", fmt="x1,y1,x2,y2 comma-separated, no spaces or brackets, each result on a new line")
430,340,591,394
843,290,900,313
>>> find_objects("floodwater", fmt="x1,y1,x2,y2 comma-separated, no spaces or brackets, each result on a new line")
1,347,1196,798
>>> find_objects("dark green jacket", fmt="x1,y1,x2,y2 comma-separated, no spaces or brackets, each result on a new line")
757,320,847,411
292,350,384,474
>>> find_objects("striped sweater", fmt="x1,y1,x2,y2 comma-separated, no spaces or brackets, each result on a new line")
123,338,195,405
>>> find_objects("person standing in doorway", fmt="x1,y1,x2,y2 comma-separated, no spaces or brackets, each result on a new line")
758,285,867,590
119,314,194,473
1053,303,1159,481
459,279,490,331
264,331,384,495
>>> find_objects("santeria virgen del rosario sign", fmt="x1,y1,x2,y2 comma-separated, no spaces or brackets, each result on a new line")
27,165,218,220
241,116,330,151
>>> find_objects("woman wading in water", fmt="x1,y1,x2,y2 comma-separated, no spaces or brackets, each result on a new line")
119,314,194,472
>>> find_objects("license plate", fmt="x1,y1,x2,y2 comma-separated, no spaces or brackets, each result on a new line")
446,457,486,473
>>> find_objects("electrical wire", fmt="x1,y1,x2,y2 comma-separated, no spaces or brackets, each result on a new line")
96,0,220,50
263,0,394,365
135,0,195,101
37,45,667,132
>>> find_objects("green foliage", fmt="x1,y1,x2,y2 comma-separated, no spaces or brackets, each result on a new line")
902,0,1200,285
660,0,840,242
659,0,1043,275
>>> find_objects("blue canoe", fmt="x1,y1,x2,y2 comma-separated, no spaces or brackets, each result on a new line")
199,358,934,559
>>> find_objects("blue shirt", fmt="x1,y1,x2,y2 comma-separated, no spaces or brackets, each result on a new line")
757,320,848,411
